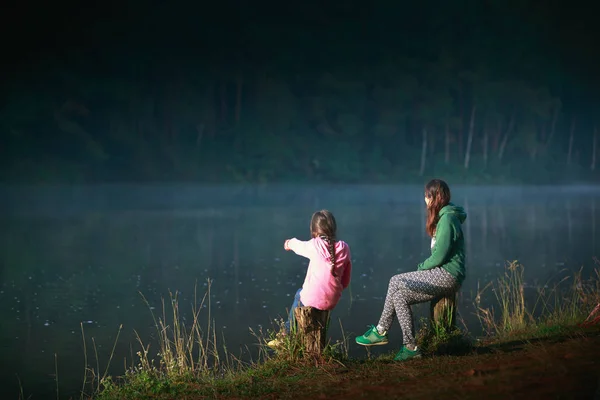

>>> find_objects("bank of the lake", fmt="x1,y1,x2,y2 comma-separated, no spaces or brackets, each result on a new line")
93,324,600,400
93,260,600,400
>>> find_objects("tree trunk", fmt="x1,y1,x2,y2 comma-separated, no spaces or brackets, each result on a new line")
195,123,205,147
483,124,489,167
234,230,240,309
592,127,597,171
567,200,573,245
294,306,330,357
444,123,450,165
465,197,472,259
419,127,427,176
567,118,576,166
458,83,464,159
498,110,515,162
220,82,228,124
546,102,559,147
464,105,476,169
235,73,243,125
200,82,217,139
592,197,596,246
492,119,501,152
530,146,538,162
482,205,488,250
430,294,457,332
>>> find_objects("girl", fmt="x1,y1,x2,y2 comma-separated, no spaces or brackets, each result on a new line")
268,209,352,348
354,179,466,361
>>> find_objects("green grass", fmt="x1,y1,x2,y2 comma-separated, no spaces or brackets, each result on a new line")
91,328,600,399
474,260,600,340
77,261,600,400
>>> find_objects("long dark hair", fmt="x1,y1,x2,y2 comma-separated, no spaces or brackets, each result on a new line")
310,210,338,277
425,179,451,237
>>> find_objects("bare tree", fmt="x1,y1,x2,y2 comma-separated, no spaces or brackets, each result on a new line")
592,126,597,171
419,127,428,176
545,99,560,147
444,122,451,164
482,120,489,167
464,105,476,169
220,82,228,124
235,72,243,124
498,110,515,162
567,117,576,165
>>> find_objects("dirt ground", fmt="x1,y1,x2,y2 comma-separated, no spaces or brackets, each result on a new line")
252,333,600,400
96,328,600,400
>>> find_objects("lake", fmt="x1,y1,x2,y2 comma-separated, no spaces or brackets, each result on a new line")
1,184,599,399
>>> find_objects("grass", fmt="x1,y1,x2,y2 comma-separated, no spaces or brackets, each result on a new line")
474,260,600,342
250,315,351,364
73,262,600,399
89,328,600,399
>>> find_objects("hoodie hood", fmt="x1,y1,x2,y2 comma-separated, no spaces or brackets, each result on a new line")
439,202,467,224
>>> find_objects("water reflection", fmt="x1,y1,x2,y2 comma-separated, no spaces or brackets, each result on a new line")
0,184,599,399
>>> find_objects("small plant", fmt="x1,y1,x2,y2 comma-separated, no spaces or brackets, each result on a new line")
474,261,532,337
416,317,472,356
322,319,351,362
91,279,245,399
249,315,349,365
257,318,305,362
475,260,600,339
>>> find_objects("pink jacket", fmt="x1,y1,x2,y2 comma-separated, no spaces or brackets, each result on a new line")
287,237,352,310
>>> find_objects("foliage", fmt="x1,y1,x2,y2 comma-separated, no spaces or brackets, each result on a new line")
475,260,600,339
416,319,473,356
2,3,599,184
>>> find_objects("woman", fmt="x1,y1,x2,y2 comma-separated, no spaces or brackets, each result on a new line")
355,179,466,361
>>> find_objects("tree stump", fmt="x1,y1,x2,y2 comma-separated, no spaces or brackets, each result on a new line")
430,294,457,332
294,306,331,357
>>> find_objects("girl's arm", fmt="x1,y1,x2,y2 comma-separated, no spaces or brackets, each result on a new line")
286,238,316,259
417,215,454,270
341,257,352,289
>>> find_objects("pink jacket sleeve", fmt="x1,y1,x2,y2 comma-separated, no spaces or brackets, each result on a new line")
287,238,316,259
341,250,352,289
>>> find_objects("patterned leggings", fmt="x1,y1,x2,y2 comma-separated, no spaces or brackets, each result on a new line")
377,267,459,346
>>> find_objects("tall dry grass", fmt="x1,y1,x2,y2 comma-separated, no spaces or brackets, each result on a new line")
475,259,600,338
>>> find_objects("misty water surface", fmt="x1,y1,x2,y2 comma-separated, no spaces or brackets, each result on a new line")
1,184,599,399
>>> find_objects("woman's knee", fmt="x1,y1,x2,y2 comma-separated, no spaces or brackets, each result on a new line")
388,276,402,294
389,273,405,286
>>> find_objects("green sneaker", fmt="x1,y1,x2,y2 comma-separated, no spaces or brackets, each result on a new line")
394,345,422,361
355,325,389,346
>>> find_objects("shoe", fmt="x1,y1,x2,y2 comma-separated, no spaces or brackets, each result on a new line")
266,338,284,349
266,332,286,350
355,325,389,346
393,345,422,361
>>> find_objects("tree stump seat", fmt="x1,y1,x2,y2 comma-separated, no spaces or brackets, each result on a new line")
293,306,331,357
430,293,457,331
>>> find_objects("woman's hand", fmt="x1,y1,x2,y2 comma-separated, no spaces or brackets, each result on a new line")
284,239,291,251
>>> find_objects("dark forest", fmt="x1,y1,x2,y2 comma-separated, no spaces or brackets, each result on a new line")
1,0,599,184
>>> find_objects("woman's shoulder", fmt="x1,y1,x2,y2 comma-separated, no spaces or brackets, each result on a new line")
438,213,463,232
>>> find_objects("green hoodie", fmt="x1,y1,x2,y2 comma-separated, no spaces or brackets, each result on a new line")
417,203,467,285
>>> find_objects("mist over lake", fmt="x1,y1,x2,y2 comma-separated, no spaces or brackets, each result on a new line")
1,184,599,398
